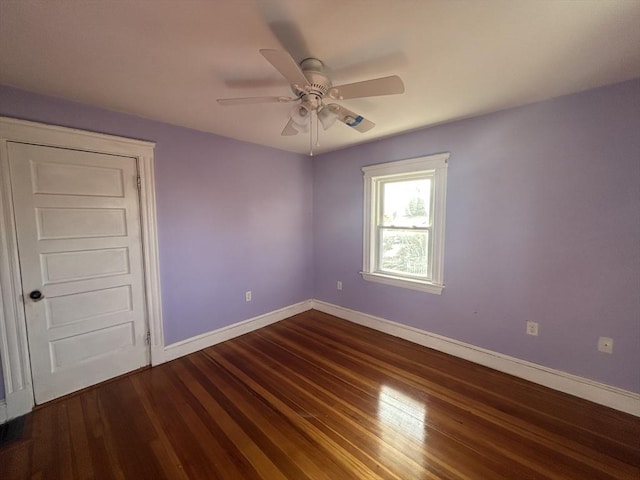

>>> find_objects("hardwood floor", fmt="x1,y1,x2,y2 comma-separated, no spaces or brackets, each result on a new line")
1,309,638,479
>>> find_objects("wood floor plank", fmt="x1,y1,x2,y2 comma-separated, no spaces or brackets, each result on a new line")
165,356,293,480
65,395,95,480
183,353,345,480
135,363,252,479
222,333,510,479
29,397,56,479
1,309,638,479
253,322,624,478
205,346,405,480
301,313,639,457
247,328,563,478
128,377,191,480
80,389,125,480
278,315,639,476
96,378,168,479
54,403,74,479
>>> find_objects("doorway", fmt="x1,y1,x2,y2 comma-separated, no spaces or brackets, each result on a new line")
0,117,164,418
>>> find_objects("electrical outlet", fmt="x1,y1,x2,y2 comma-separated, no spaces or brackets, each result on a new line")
598,336,613,354
245,291,252,302
526,321,539,336
337,280,342,291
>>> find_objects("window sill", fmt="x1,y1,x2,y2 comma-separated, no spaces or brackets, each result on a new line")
360,272,444,295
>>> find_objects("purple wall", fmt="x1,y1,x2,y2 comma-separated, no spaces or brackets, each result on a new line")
0,79,638,403
313,79,640,393
0,86,314,349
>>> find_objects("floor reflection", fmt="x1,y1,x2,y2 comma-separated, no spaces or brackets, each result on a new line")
377,384,426,443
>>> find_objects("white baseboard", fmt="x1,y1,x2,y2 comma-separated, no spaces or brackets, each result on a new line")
0,400,6,424
0,301,313,421
311,300,640,417
162,300,313,363
5,299,636,419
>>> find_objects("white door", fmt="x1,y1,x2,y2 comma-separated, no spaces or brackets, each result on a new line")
8,142,149,404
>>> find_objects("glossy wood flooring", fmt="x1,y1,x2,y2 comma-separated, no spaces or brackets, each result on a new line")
1,310,639,479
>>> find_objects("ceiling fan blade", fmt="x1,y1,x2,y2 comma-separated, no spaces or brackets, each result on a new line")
281,118,298,136
331,104,375,133
330,75,405,100
217,96,295,106
260,49,310,89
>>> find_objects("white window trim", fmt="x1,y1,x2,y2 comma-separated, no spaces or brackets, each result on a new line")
361,153,449,294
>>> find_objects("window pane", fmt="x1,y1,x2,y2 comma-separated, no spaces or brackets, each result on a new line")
379,229,429,278
381,178,431,227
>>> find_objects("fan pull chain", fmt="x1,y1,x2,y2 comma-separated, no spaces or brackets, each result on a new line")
309,112,313,156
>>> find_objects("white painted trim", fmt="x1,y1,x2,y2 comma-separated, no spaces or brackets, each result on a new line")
362,153,449,294
137,149,165,366
0,387,43,424
5,386,32,420
162,300,313,363
360,272,443,294
310,300,640,417
0,117,163,421
0,400,6,424
361,152,450,175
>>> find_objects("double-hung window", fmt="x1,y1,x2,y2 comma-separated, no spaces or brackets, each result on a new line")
362,153,449,294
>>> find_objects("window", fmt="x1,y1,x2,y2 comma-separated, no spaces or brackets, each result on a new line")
362,153,449,294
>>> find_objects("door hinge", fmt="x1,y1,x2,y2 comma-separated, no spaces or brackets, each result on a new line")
145,330,151,345
136,175,142,190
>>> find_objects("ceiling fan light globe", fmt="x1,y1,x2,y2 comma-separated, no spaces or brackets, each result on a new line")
318,106,339,130
290,104,311,126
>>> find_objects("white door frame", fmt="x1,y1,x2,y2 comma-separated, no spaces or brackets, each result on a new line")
0,117,165,420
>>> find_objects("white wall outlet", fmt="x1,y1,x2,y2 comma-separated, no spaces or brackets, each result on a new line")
526,321,539,336
245,291,252,302
598,336,613,354
337,280,342,291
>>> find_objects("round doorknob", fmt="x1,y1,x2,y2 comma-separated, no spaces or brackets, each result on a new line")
29,290,44,302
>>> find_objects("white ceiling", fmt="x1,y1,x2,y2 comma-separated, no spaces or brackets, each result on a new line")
1,0,639,155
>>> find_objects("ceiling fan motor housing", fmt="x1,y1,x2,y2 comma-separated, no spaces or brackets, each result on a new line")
294,58,332,109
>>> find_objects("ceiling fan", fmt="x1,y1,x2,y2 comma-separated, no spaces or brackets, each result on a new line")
217,49,405,153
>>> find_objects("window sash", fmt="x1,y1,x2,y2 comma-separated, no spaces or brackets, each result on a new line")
362,152,449,294
374,173,435,280
378,174,433,227
376,226,431,280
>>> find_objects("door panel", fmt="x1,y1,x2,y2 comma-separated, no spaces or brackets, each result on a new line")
41,247,130,283
31,161,125,197
49,322,135,369
8,142,148,404
36,207,128,239
45,285,133,327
